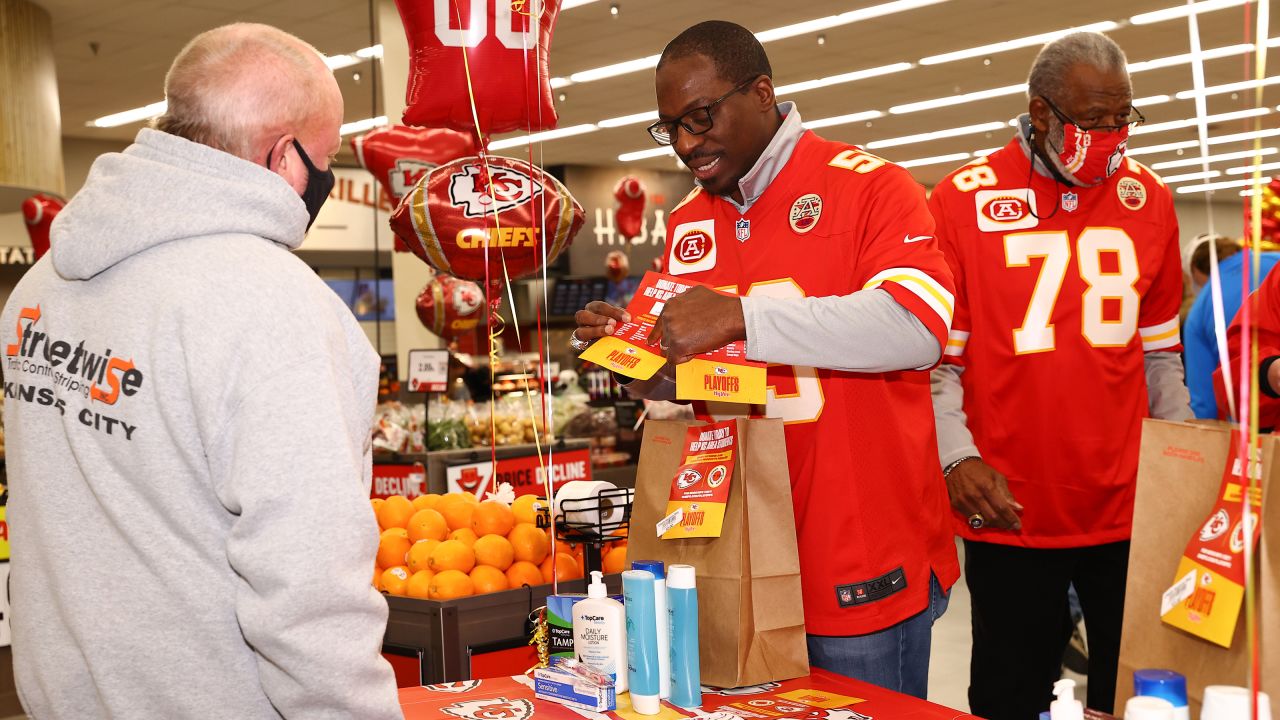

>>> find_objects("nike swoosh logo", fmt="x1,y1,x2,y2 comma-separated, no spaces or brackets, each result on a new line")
903,235,933,243
891,576,902,584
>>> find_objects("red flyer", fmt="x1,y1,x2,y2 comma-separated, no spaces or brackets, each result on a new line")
658,420,737,539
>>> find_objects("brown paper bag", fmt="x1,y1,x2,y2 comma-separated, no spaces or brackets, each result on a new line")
1117,420,1276,714
628,418,809,689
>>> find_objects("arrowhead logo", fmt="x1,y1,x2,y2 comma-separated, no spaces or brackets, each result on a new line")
448,163,544,219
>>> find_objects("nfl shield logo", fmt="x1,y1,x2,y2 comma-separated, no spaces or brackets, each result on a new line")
1061,192,1079,212
735,218,751,241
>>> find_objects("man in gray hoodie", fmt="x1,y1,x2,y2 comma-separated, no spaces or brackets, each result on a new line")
1,23,402,719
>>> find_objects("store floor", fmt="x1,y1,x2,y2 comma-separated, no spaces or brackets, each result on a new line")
927,539,1088,712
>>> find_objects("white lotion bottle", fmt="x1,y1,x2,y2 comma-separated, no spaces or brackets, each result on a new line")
572,571,628,693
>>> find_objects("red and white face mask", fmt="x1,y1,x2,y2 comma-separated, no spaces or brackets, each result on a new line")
1050,122,1129,187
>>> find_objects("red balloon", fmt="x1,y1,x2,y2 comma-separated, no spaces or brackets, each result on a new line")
613,176,646,241
22,193,64,260
390,155,583,287
351,125,478,201
1268,176,1280,194
416,273,485,339
393,0,560,135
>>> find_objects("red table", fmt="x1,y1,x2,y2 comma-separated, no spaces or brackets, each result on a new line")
398,668,978,720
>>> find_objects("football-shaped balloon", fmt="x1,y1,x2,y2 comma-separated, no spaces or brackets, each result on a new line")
391,156,584,286
22,193,64,260
351,125,477,201
416,273,485,339
393,0,560,135
613,176,646,241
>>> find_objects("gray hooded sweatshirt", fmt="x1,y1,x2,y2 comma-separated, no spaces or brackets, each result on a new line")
1,128,401,719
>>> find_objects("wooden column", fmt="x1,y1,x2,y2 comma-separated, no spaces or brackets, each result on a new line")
0,0,64,211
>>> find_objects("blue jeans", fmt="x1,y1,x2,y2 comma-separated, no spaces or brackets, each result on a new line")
806,573,950,699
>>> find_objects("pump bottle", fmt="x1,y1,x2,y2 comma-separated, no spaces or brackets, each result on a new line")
572,571,627,693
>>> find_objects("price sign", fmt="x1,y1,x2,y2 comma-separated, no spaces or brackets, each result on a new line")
407,349,450,393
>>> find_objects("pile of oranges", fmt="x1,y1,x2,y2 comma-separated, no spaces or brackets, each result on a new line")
371,492,628,601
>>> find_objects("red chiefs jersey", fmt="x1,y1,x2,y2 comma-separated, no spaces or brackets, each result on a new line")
930,137,1184,549
1217,258,1280,429
665,130,960,636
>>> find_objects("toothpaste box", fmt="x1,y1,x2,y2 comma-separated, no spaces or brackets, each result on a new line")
534,665,617,712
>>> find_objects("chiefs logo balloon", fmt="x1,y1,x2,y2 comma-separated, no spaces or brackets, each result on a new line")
351,125,477,201
22,193,64,260
613,176,646,240
393,0,560,135
391,156,583,287
416,273,485,339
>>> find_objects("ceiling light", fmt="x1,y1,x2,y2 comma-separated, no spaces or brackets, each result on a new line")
560,0,944,87
488,123,598,151
87,100,168,128
775,63,913,95
1134,94,1173,106
1161,169,1222,183
619,147,675,162
918,21,1118,65
340,116,388,136
1132,107,1271,135
1175,177,1262,193
568,54,660,83
609,3,619,15
1130,0,1251,25
355,45,383,59
889,84,1026,114
1127,139,1201,156
1176,76,1280,99
973,146,1004,156
1226,159,1280,175
802,110,885,130
324,54,360,70
755,0,948,43
866,121,1009,149
1129,43,1255,72
597,111,658,128
1151,147,1277,169
561,0,599,8
549,77,571,89
896,152,972,168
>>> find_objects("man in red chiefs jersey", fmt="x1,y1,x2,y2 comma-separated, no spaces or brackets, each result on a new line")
1216,256,1280,430
572,21,959,697
929,32,1191,719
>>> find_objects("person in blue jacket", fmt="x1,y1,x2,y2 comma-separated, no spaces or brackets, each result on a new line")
1184,234,1280,418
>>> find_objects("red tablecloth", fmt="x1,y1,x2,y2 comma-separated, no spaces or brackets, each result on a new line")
398,668,977,719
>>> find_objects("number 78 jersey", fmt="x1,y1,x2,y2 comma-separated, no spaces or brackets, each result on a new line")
929,137,1184,548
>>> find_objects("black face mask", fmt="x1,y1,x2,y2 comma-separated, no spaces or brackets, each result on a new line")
268,138,335,230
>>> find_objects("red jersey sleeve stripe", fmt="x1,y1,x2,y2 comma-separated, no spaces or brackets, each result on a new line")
875,281,950,351
863,267,954,332
1140,317,1181,352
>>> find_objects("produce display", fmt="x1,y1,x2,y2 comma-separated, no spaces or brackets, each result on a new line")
372,492,628,600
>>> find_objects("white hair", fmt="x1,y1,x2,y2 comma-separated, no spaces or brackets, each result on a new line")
1027,32,1128,102
153,23,332,162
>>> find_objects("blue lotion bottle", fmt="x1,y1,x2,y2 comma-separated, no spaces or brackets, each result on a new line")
622,569,661,715
667,564,701,709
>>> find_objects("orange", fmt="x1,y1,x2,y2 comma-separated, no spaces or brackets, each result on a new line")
428,539,476,574
429,569,475,600
540,552,579,584
407,539,441,573
439,497,477,532
508,523,549,565
406,570,435,599
377,528,412,569
371,497,386,516
381,566,411,596
473,534,515,571
407,508,449,543
506,561,544,589
512,495,546,526
470,565,509,595
603,544,628,575
377,495,415,530
449,528,479,547
471,501,516,537
411,494,442,512
566,542,586,578
610,525,629,539
373,565,383,590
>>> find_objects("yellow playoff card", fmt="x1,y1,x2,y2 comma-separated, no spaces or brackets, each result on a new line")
578,272,700,381
675,357,767,405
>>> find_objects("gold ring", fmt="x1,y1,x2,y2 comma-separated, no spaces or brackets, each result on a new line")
967,513,985,530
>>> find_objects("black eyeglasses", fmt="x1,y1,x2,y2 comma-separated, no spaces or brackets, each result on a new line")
646,77,758,145
1041,96,1145,132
